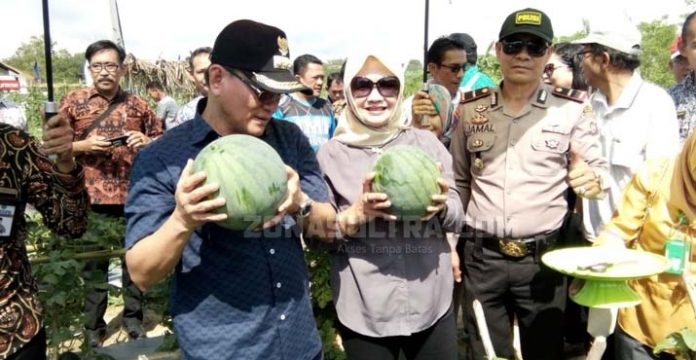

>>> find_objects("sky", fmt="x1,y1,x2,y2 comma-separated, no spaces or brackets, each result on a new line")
1,0,693,66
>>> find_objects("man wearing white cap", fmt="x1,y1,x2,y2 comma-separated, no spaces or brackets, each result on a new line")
574,27,680,359
573,27,679,243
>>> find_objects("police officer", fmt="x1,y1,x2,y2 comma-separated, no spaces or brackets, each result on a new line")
450,8,609,360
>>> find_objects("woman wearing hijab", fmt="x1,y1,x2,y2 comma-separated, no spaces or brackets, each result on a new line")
594,133,696,359
316,52,463,360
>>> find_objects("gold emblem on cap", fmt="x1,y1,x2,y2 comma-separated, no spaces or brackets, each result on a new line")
277,36,289,56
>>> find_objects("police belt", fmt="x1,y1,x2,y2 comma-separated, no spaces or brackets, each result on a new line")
462,225,560,258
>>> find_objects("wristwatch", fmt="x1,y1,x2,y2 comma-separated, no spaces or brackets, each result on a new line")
298,197,314,218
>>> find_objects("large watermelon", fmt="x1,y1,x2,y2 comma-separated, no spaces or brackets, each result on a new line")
193,135,288,230
371,145,441,217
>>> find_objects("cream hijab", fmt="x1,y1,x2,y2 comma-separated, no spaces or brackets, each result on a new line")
332,53,407,147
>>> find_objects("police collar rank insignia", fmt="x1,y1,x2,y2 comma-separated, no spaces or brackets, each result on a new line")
475,105,488,113
545,139,559,149
277,36,289,56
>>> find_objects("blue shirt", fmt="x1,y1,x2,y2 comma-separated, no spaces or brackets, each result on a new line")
125,108,328,360
458,65,496,92
273,95,336,152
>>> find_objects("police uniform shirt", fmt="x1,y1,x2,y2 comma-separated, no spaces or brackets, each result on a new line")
450,83,609,239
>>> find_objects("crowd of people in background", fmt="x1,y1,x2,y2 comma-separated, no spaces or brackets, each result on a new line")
0,6,694,360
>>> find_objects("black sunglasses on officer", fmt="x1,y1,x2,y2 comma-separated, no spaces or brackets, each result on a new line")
500,36,550,58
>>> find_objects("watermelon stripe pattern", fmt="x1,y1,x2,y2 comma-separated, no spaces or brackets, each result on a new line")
372,145,440,217
193,135,288,230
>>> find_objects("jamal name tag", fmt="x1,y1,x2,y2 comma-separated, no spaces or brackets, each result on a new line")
0,188,19,239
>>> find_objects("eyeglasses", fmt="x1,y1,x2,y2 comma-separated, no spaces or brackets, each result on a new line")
89,62,120,73
227,69,281,105
437,63,467,74
350,76,400,98
543,63,569,77
500,38,549,57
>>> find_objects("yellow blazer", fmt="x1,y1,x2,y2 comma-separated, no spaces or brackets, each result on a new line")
599,158,696,347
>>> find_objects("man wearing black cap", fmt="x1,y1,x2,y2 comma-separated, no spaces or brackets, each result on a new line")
123,19,335,359
449,33,496,92
450,8,609,359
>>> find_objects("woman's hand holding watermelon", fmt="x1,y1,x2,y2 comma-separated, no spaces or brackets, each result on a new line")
420,163,449,221
173,159,228,231
420,178,449,221
338,173,397,236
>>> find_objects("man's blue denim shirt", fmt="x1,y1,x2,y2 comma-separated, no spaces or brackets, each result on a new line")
125,106,328,360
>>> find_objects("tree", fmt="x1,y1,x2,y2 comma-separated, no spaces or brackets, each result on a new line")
3,35,84,84
639,20,678,88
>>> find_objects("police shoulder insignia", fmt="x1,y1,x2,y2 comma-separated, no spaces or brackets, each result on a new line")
551,87,587,103
460,87,492,104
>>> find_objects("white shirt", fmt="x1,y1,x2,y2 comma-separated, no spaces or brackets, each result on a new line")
583,72,680,240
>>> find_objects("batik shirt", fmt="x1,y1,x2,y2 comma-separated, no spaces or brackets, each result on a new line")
668,71,696,143
59,87,162,205
0,124,87,358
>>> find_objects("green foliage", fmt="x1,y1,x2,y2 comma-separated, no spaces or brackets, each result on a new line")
26,209,171,357
3,36,84,84
4,83,74,138
640,20,678,89
654,328,696,360
478,54,502,85
403,60,424,98
556,30,589,44
305,248,346,360
26,211,85,356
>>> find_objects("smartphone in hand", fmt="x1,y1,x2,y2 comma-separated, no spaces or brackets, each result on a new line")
106,135,129,147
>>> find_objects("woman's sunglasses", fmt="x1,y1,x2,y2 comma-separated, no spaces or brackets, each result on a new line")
543,63,569,77
501,38,549,57
350,76,400,98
